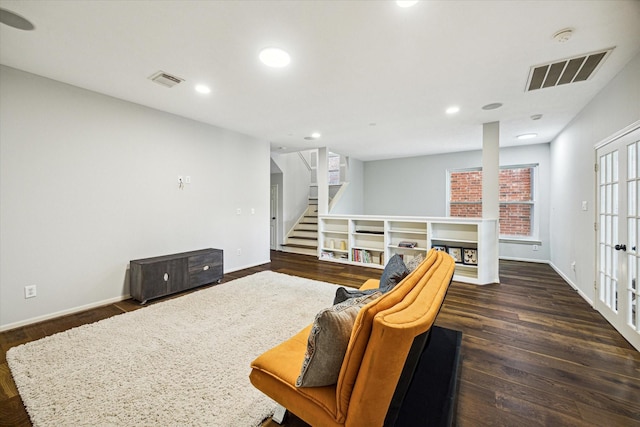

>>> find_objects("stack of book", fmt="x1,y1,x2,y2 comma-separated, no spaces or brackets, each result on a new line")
352,249,383,265
352,249,373,263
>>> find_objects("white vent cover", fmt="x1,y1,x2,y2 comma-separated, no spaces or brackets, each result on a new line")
148,71,184,88
526,48,614,91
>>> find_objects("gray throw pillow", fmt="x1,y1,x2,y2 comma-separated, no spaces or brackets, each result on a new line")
333,287,380,305
379,254,409,293
405,252,425,272
296,292,382,387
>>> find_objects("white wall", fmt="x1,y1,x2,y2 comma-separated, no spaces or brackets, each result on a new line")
0,66,271,329
363,144,551,261
270,151,312,236
330,157,365,215
550,52,640,303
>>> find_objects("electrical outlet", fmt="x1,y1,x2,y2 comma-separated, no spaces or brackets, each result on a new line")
533,245,539,251
237,248,242,256
236,208,241,215
571,261,576,271
185,176,191,184
25,285,37,299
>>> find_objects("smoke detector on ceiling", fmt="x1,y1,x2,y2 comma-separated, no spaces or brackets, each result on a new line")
552,28,574,43
148,71,184,88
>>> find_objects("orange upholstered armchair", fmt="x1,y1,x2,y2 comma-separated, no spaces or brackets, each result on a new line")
249,250,455,426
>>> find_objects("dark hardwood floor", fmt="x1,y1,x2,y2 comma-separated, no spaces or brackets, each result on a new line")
1,251,638,426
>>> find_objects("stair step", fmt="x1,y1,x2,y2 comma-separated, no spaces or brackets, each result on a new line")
281,244,318,256
287,239,317,247
289,235,317,241
296,224,318,231
285,238,317,247
290,231,317,238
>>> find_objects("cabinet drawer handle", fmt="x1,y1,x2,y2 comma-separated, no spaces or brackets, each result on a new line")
163,273,169,281
203,265,210,271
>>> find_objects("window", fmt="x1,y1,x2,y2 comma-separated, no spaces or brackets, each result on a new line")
448,165,537,238
328,153,341,185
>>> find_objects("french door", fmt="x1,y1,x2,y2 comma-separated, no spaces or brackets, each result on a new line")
596,125,640,351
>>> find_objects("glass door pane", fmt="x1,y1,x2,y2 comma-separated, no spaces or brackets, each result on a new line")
599,151,618,313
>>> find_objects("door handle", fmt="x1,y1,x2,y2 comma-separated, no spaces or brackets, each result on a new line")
272,217,276,220
614,244,627,251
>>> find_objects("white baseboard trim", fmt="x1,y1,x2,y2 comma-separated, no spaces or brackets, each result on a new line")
1,260,274,332
0,294,131,332
224,259,271,274
548,261,594,307
499,256,549,264
500,257,595,308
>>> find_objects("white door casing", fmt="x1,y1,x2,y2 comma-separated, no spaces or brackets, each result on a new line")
270,184,278,250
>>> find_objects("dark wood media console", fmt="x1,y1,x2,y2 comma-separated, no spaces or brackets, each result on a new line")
130,248,223,304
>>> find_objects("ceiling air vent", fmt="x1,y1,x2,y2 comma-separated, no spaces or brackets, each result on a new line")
148,71,185,88
526,48,614,92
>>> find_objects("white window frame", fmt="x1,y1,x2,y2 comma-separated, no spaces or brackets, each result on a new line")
446,164,539,242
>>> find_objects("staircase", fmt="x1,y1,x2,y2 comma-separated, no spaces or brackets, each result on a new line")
281,199,318,256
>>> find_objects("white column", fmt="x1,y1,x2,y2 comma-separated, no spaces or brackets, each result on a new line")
317,147,329,216
482,122,500,219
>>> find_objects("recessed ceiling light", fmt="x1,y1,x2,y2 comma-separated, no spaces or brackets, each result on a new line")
482,102,503,110
195,84,211,94
259,47,291,68
0,8,35,31
446,106,460,115
304,132,321,141
396,1,419,7
517,133,537,140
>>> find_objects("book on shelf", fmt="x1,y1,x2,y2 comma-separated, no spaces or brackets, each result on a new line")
398,241,418,248
351,249,384,265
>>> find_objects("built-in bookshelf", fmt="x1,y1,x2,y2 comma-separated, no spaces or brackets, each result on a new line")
318,215,499,285
430,222,479,281
352,219,385,266
387,220,429,268
318,218,349,262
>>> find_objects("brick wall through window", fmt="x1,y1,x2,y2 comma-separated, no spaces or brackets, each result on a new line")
450,167,534,237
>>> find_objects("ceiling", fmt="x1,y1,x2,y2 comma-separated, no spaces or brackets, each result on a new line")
1,1,639,161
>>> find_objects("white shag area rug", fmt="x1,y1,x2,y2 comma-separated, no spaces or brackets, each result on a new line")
7,271,341,427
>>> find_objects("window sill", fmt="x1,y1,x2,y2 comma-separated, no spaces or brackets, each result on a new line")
499,237,542,246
